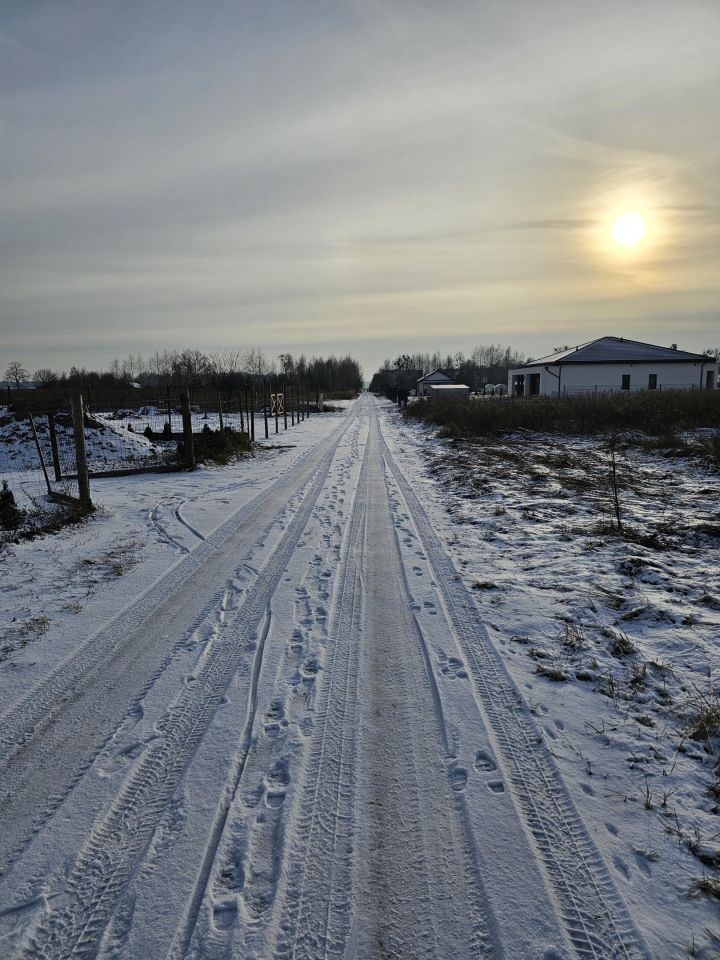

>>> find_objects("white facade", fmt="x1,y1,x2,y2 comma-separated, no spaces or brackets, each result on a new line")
510,362,718,396
428,384,470,399
508,338,718,397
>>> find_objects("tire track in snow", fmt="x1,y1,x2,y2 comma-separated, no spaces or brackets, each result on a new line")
378,405,650,960
350,415,493,960
165,418,364,960
271,425,369,959
148,497,193,553
0,418,348,772
16,425,351,960
273,409,495,960
0,422,351,878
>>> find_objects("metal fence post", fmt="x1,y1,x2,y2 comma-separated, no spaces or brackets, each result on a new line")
274,378,279,434
47,413,62,481
180,391,195,468
71,393,92,508
29,414,52,495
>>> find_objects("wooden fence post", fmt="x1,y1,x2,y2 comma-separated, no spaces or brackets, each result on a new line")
290,382,295,426
283,379,288,430
47,413,62,481
180,391,195,468
250,386,256,441
263,381,269,439
71,393,92,508
239,393,245,434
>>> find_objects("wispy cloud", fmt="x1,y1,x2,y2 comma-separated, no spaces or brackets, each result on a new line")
0,0,718,373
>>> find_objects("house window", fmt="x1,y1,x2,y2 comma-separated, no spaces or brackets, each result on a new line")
707,370,716,390
648,374,657,390
621,374,631,391
528,373,541,396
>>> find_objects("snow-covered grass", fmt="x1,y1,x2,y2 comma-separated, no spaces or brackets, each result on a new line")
382,402,720,958
4,394,717,957
0,406,350,697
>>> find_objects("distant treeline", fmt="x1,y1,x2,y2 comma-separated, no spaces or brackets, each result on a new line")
4,349,363,401
369,345,526,397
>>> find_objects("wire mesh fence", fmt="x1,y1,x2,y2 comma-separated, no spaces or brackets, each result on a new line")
0,410,80,510
1,384,319,533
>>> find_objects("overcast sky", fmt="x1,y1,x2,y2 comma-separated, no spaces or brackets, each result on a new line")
2,0,718,377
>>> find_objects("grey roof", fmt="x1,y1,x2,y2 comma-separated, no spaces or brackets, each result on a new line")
522,337,712,367
417,368,455,383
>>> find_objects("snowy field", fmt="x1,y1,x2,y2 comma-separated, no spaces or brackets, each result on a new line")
0,394,717,959
384,404,720,958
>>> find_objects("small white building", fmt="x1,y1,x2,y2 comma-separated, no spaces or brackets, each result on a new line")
416,369,455,396
509,337,718,397
428,383,470,399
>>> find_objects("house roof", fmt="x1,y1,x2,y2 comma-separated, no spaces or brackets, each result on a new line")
417,368,455,383
521,337,712,367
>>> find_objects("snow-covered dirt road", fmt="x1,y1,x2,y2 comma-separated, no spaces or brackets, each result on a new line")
1,395,649,959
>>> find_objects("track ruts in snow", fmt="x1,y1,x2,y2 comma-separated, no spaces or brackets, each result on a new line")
270,416,369,959
351,416,493,959
378,405,650,960
0,418,349,874
15,425,351,960
271,411,495,960
164,415,362,960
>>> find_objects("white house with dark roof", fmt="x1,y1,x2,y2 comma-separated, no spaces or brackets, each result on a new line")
508,337,718,397
416,369,456,396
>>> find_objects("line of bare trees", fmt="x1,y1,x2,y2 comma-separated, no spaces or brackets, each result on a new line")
4,348,363,396
369,344,528,395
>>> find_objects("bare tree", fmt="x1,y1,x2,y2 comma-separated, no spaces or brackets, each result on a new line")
242,347,267,377
33,368,58,387
122,353,146,381
4,361,29,388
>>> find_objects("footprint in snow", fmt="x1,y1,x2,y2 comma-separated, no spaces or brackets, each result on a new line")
449,767,468,792
475,751,497,773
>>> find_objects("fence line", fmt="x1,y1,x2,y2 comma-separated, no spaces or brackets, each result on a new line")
1,381,329,534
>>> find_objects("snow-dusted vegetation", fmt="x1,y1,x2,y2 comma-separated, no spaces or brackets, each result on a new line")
384,405,720,956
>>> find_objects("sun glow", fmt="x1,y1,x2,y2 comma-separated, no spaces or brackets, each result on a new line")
610,211,647,247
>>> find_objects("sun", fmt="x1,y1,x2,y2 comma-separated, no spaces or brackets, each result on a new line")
610,211,647,247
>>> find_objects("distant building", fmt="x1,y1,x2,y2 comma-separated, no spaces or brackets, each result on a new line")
428,383,470,399
416,369,456,396
508,337,718,397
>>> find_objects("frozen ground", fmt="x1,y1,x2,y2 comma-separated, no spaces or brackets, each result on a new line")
0,394,715,958
384,404,720,958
